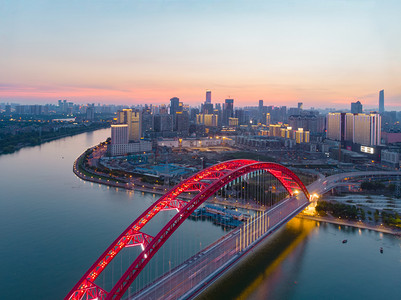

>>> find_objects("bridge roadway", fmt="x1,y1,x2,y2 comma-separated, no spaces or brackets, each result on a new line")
129,170,400,300
307,170,401,196
129,193,308,300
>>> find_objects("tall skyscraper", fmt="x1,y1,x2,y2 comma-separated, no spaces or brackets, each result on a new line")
351,101,363,114
175,111,189,135
170,97,180,116
379,90,384,114
205,90,211,104
223,99,234,126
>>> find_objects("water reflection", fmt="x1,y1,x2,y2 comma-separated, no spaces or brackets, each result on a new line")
200,218,315,300
200,218,401,300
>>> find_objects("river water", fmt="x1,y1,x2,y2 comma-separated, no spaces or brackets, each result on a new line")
0,129,400,299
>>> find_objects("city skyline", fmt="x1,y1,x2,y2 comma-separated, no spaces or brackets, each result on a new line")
1,1,401,109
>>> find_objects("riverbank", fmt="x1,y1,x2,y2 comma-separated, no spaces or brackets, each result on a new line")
297,214,401,236
0,122,109,155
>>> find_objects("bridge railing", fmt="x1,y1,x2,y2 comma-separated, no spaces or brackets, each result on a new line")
130,193,309,299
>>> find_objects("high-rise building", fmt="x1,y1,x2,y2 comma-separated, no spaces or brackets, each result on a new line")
326,113,345,141
345,113,354,142
110,124,151,156
379,90,384,114
117,109,142,141
111,124,129,145
154,114,173,133
223,99,234,126
353,113,381,146
130,111,142,141
141,112,153,136
205,90,211,104
298,102,303,110
351,101,363,114
258,100,264,124
175,111,189,135
326,112,354,142
170,97,180,116
317,115,326,133
86,106,95,120
327,112,381,146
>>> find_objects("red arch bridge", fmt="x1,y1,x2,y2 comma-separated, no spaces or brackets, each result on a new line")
66,159,311,300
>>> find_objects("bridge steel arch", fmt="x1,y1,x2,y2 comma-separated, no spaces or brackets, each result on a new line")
66,159,310,300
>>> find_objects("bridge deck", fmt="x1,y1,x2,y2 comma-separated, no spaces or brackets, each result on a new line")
129,194,308,300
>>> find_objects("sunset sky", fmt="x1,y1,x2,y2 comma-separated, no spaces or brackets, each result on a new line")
1,0,401,109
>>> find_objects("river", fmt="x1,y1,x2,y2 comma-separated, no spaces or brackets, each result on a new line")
0,129,400,299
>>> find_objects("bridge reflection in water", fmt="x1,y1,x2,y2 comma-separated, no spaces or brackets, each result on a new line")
200,217,316,300
66,160,311,300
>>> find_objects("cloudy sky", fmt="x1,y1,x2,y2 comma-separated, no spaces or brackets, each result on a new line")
1,0,400,109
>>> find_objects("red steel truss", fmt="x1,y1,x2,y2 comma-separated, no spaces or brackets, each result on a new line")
66,160,309,300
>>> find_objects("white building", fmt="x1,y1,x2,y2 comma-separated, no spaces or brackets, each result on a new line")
111,124,128,144
326,112,381,146
353,113,381,146
110,124,151,156
326,113,342,141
